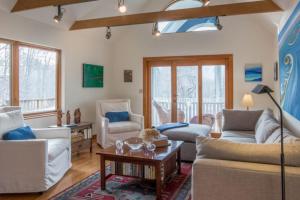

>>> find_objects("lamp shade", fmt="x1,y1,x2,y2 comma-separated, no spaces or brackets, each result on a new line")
252,84,274,94
242,94,254,108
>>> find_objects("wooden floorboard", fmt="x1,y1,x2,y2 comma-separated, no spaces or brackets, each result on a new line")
0,141,101,200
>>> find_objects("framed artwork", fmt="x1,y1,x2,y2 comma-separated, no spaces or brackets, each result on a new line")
82,64,104,88
279,1,300,121
245,64,263,82
274,62,278,81
124,70,133,83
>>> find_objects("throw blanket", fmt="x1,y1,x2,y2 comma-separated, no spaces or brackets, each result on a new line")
156,122,189,133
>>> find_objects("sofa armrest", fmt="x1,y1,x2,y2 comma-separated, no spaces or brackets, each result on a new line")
130,113,144,129
33,128,71,139
192,158,300,200
0,140,48,190
96,116,109,148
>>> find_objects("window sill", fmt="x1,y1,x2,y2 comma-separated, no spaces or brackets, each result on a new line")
24,111,57,120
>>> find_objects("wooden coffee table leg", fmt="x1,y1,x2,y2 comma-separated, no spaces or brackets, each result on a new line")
177,148,181,174
100,155,106,190
155,162,162,200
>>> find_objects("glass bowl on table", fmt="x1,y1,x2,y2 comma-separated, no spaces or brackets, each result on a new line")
124,137,144,151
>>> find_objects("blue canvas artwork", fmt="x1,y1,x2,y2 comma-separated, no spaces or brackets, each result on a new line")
279,2,300,121
245,65,262,82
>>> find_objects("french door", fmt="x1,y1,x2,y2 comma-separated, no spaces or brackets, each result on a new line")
143,55,233,130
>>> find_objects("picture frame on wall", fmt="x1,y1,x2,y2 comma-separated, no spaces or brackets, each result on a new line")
124,70,133,83
244,64,263,82
82,64,104,88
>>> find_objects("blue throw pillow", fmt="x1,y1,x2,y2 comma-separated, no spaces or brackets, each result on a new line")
2,126,36,140
105,111,130,123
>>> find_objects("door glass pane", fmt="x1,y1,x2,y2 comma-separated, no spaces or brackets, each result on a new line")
0,42,11,106
177,66,198,123
151,66,171,127
19,46,57,113
202,65,225,132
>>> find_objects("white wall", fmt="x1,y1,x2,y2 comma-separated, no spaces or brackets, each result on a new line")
110,15,278,114
0,10,114,129
275,1,300,137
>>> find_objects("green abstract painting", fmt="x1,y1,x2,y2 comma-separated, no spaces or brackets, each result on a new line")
83,64,104,88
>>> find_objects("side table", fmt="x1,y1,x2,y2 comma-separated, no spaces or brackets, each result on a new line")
49,122,93,155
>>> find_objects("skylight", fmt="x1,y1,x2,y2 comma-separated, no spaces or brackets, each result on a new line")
155,0,218,34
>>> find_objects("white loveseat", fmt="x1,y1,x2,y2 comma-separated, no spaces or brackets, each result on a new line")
0,107,72,193
95,99,144,148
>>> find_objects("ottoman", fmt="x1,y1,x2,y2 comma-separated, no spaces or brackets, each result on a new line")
161,124,211,161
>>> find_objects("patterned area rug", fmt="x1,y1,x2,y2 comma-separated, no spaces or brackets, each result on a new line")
50,163,192,200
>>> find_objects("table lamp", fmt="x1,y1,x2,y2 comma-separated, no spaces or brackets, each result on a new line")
252,84,285,200
242,93,254,110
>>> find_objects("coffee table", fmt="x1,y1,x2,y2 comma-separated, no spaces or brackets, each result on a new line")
97,140,183,200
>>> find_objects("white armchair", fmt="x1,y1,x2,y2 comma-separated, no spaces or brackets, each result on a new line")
95,99,144,148
0,107,72,193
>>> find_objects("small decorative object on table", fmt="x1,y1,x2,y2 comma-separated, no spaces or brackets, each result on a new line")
57,109,63,127
139,128,169,147
74,108,81,124
66,110,71,125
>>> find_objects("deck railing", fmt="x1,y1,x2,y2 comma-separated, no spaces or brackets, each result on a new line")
152,98,224,126
1,98,55,113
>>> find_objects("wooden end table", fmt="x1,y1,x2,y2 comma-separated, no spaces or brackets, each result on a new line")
49,122,93,155
97,140,183,200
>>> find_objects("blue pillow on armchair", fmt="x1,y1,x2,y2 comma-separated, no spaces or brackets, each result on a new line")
2,126,36,140
105,111,130,123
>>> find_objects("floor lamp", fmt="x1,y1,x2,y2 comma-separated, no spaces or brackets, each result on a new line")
252,84,285,200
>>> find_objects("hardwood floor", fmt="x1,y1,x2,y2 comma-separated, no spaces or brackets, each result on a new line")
0,141,101,200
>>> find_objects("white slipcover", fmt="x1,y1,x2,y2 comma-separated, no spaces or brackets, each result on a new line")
0,107,72,193
95,99,144,148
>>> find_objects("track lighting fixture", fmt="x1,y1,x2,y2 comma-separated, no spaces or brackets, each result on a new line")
215,16,223,30
53,5,64,23
118,0,127,13
105,27,112,39
201,0,210,6
153,23,161,37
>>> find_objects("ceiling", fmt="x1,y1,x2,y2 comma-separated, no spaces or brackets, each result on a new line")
0,0,294,31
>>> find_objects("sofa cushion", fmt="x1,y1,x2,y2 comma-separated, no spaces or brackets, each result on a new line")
255,108,274,131
48,139,69,162
0,110,24,139
221,131,256,143
162,124,211,143
101,102,129,116
2,126,36,140
222,109,263,131
255,114,280,143
265,128,300,144
105,111,129,123
196,136,300,167
108,121,141,134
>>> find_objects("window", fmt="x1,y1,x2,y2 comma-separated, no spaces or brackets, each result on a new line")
0,39,61,118
154,0,218,34
0,41,11,107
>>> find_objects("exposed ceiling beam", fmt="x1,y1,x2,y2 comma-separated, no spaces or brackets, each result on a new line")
11,0,98,12
70,0,282,30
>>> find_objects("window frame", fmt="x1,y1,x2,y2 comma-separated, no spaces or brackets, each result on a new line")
0,38,62,119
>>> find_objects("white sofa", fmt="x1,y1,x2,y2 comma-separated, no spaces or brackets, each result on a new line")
192,109,300,200
0,107,72,193
95,99,144,148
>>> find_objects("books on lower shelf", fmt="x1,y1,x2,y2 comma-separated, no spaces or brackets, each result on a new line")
106,161,156,180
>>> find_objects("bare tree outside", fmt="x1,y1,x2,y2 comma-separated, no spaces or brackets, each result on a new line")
0,42,11,106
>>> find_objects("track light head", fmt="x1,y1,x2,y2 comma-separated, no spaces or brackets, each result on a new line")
105,27,112,39
53,5,64,23
153,23,161,37
201,0,210,6
118,0,127,13
216,17,223,30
